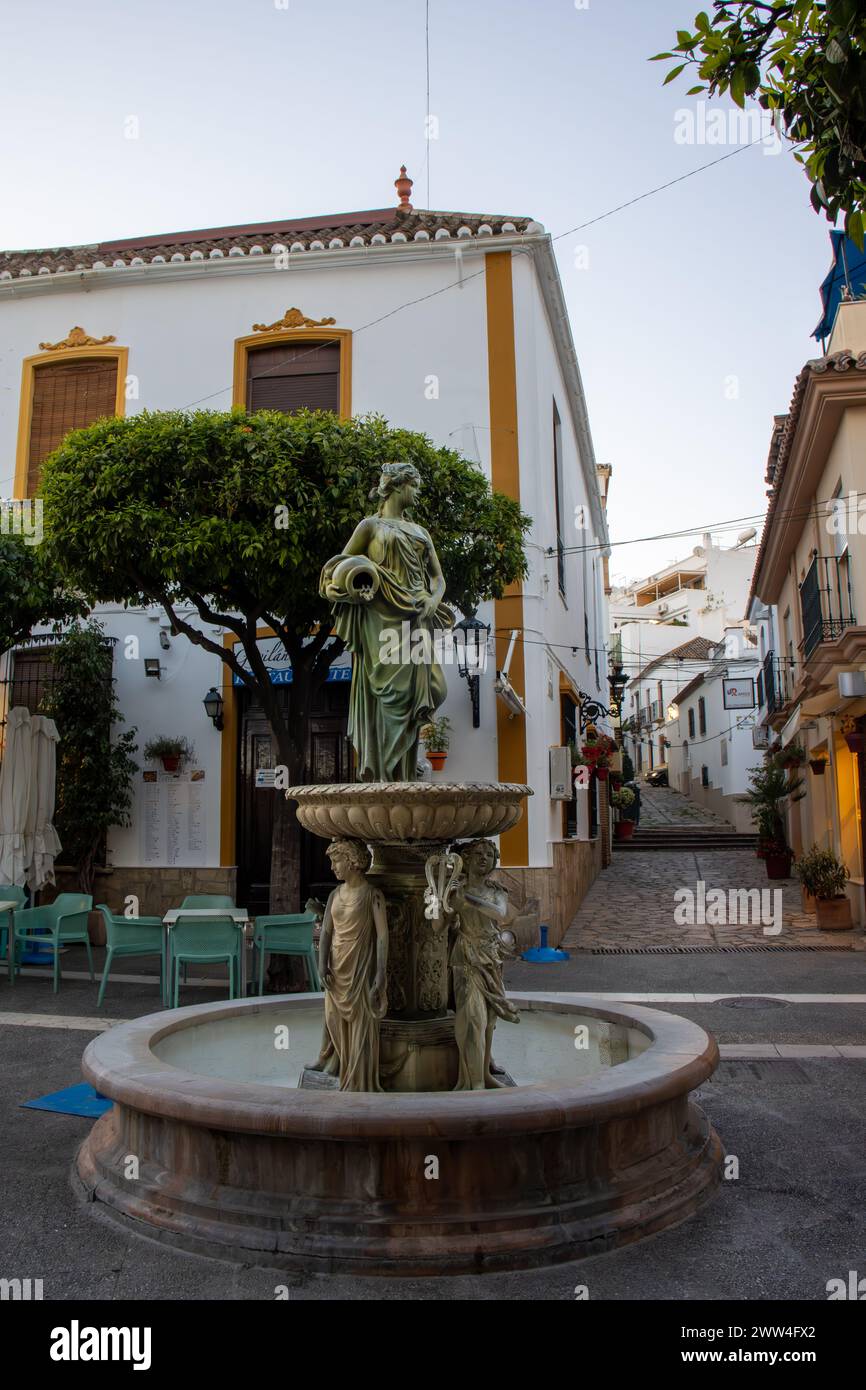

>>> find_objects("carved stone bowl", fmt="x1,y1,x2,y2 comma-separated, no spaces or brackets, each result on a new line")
76,993,723,1276
285,781,532,843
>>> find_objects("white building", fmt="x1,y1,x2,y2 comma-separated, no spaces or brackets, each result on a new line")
612,532,758,776
0,171,610,939
663,626,762,829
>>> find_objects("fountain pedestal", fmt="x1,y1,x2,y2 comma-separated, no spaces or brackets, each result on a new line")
290,781,531,1093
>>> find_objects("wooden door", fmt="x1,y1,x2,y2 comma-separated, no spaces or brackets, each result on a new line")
236,681,350,914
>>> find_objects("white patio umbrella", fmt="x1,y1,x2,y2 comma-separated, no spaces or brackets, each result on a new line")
0,706,34,887
28,715,61,892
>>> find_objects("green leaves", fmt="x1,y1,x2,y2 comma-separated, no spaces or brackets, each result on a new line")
0,534,85,655
653,2,866,238
40,406,530,675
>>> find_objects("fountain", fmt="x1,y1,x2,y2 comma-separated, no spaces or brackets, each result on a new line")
76,461,723,1274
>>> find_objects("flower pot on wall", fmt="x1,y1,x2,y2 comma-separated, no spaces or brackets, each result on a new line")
844,733,864,754
816,896,853,931
809,759,827,776
162,756,180,772
595,766,609,782
765,849,792,880
427,751,447,771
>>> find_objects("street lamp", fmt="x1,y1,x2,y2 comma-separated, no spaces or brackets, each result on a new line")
453,615,490,728
203,687,224,731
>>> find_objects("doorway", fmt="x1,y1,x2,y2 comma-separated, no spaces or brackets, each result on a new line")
235,681,351,915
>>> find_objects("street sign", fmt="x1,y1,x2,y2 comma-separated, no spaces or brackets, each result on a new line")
723,678,755,710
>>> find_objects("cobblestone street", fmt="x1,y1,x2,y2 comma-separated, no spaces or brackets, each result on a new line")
565,785,863,952
637,783,732,828
563,849,855,951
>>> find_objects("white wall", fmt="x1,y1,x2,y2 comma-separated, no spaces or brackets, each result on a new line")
2,242,608,869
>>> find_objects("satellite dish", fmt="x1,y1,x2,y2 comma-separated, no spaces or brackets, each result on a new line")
737,528,757,545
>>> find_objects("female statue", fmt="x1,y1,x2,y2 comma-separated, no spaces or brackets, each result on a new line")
320,461,453,782
448,839,520,1091
311,839,389,1093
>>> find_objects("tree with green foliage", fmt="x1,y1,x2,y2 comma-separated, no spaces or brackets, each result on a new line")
43,622,139,896
40,408,530,908
0,533,85,655
653,1,866,246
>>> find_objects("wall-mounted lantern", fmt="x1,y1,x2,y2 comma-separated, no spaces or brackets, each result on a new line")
203,687,224,731
453,615,491,728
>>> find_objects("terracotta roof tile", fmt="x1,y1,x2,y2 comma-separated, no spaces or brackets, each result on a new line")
0,208,538,279
633,636,717,685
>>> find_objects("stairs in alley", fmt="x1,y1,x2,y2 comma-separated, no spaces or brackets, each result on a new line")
614,825,757,852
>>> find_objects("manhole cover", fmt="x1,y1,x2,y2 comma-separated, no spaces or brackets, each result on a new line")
719,996,789,1010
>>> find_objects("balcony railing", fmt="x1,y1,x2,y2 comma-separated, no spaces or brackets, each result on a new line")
762,649,794,715
800,555,856,660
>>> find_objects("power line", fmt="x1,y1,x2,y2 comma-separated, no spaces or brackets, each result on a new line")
175,138,766,414
551,138,765,244
425,0,431,210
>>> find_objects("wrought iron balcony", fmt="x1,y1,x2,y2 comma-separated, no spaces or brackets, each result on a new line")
762,649,794,716
800,555,856,661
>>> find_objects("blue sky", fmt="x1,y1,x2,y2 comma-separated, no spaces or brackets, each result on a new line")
0,0,833,582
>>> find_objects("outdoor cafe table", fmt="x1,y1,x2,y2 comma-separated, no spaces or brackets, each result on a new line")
161,908,252,1004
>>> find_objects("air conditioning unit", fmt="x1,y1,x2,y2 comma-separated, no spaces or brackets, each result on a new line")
657,602,669,615
549,746,573,801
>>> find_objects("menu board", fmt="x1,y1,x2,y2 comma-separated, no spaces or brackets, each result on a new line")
142,770,207,866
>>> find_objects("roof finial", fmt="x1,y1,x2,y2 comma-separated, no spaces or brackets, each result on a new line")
394,165,413,212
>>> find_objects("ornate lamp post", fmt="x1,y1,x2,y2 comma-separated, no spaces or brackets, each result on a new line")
453,615,490,728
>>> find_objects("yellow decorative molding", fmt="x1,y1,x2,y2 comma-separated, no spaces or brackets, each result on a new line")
251,307,337,332
232,327,352,417
38,326,117,351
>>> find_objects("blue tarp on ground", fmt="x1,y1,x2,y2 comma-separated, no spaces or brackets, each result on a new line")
20,1083,111,1118
813,229,866,342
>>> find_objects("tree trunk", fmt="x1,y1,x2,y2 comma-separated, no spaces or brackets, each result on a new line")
266,671,314,993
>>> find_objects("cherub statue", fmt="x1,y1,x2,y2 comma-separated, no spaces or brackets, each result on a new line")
308,839,388,1092
447,838,519,1090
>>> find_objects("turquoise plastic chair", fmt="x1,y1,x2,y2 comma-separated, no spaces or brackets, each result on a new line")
168,914,242,1007
0,886,27,968
95,905,164,1007
9,893,94,993
179,895,235,909
253,913,320,995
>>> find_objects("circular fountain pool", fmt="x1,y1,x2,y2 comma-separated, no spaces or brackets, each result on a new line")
77,993,722,1275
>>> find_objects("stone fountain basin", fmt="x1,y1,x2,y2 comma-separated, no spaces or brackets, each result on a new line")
286,780,532,842
76,994,723,1276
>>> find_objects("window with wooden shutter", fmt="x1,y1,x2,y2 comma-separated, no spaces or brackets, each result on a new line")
26,358,119,496
246,341,340,415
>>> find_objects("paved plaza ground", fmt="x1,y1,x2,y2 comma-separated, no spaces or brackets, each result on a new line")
1,786,864,1301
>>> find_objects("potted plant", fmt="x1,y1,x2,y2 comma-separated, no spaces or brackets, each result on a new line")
143,735,195,773
775,742,806,772
842,717,864,754
737,762,805,880
808,751,829,776
793,845,853,930
610,785,636,839
420,717,451,771
581,726,617,782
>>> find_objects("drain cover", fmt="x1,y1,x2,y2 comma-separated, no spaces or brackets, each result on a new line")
719,996,789,1010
